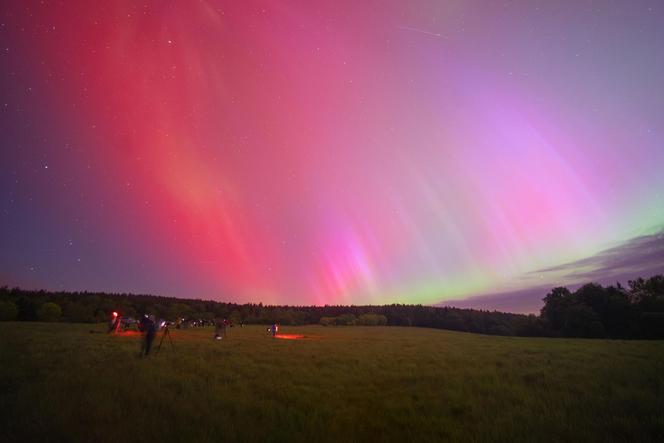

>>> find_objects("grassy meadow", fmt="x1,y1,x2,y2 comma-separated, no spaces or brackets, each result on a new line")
1,322,663,442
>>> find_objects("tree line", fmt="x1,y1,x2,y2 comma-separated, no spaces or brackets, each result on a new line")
540,276,664,339
0,274,662,339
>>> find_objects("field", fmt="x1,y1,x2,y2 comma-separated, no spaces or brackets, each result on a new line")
1,322,663,442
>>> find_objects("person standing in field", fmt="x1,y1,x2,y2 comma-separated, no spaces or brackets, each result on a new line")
214,317,221,339
140,314,157,356
108,311,121,333
139,314,149,353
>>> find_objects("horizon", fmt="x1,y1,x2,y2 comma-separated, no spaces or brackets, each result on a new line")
1,1,663,311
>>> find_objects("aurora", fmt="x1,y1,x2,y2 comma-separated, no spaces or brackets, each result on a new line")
1,1,662,312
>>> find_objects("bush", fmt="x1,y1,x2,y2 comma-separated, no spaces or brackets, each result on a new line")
320,314,387,326
63,302,94,323
562,304,605,338
336,313,357,326
0,301,18,321
488,324,513,336
358,314,388,326
37,302,62,322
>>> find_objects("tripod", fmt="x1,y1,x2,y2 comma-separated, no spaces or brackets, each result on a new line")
156,325,174,354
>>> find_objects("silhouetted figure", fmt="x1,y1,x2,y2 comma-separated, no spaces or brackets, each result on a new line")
108,311,121,333
214,317,226,340
140,314,157,355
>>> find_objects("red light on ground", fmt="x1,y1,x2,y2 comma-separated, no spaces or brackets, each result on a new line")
274,334,305,340
112,311,118,317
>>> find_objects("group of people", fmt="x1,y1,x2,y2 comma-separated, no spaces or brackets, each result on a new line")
213,318,280,339
110,312,278,357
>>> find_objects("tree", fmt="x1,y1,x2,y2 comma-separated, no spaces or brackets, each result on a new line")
541,287,574,331
601,286,632,338
37,302,62,322
15,295,39,321
562,304,605,338
337,313,357,325
0,301,18,321
229,310,242,325
629,275,664,303
277,309,296,325
168,303,194,320
3,275,663,338
358,314,387,326
488,324,513,336
63,301,94,323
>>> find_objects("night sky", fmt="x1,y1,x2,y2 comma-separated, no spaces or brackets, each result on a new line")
1,1,663,311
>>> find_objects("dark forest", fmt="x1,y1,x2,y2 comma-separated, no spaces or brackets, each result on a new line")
1,275,662,339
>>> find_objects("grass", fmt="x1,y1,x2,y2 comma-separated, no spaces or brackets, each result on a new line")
1,322,663,442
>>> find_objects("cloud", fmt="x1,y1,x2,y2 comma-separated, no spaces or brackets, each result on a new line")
532,230,664,283
440,285,552,314
440,229,664,314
